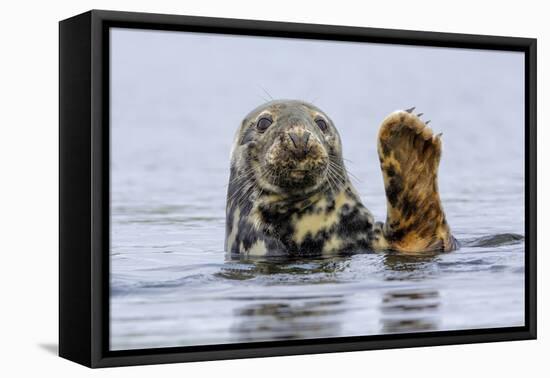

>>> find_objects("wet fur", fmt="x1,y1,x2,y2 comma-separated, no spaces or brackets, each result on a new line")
225,100,456,257
376,110,458,253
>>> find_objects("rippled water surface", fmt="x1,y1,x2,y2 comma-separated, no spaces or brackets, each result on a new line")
110,29,525,350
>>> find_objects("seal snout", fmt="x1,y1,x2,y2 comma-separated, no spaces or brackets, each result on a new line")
287,129,311,159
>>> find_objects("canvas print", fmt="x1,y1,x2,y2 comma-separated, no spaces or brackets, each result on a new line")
110,28,525,350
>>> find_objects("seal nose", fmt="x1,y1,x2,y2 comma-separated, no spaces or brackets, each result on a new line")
288,130,311,159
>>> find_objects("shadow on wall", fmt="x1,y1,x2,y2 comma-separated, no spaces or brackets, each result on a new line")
38,343,58,355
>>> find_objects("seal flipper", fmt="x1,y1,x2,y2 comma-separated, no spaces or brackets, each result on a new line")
375,109,457,253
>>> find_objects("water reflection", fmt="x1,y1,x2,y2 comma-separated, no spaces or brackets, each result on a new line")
217,257,351,281
379,252,441,332
379,289,441,333
231,299,344,342
382,251,439,271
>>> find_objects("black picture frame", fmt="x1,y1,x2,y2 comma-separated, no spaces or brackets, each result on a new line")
59,9,537,368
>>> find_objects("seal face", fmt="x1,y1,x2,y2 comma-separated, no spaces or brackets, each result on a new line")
225,100,456,257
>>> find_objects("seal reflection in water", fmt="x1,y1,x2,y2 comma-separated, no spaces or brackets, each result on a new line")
225,100,458,257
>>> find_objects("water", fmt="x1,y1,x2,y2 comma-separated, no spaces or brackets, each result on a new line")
110,28,525,350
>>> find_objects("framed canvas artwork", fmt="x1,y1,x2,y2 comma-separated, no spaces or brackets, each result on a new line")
59,10,536,367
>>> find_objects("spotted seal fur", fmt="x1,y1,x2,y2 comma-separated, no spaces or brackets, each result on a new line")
225,100,457,257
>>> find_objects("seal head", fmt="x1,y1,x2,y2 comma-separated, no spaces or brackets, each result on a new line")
225,100,373,257
233,99,343,197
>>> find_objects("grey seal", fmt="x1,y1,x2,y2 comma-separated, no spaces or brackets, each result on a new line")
225,100,457,257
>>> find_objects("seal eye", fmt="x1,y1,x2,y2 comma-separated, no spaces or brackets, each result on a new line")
315,118,328,132
256,117,272,132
